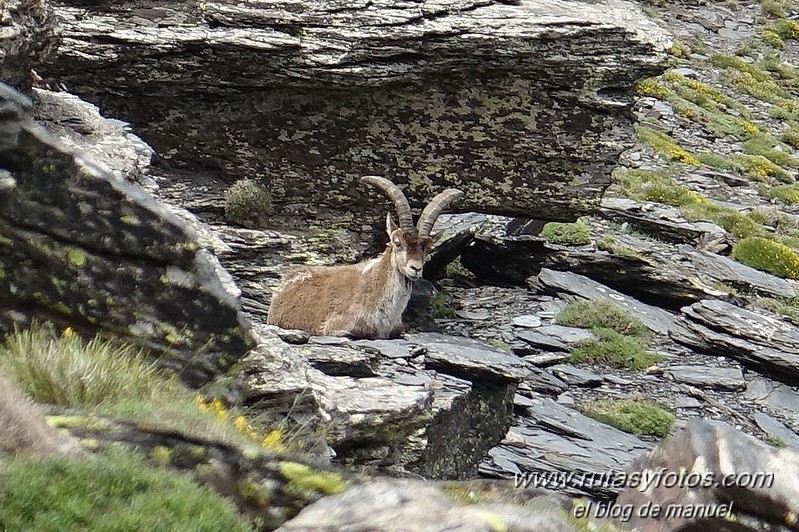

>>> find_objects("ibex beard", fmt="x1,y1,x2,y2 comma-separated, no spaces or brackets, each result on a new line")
267,176,464,339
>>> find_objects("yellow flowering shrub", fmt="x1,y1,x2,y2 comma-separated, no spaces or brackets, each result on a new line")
637,78,671,98
636,126,700,167
194,395,285,451
732,237,799,279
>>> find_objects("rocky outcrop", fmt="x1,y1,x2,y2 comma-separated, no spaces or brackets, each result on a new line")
599,197,728,248
481,395,654,500
670,299,799,386
616,420,799,532
279,479,576,532
245,328,523,480
42,0,670,223
462,221,794,308
0,83,252,386
529,268,674,334
48,409,590,531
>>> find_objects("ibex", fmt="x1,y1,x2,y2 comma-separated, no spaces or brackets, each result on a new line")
267,176,464,339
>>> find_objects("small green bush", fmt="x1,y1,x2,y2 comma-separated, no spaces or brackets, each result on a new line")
556,299,648,337
769,18,799,39
636,79,671,98
579,399,675,437
696,152,739,171
732,237,799,278
568,328,661,370
768,184,799,204
539,220,591,245
762,29,786,49
444,258,473,279
731,153,791,181
0,448,252,532
761,0,790,18
224,179,272,229
428,293,457,318
636,126,700,166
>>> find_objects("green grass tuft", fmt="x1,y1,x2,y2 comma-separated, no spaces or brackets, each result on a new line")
768,184,799,204
731,153,791,182
636,126,700,166
556,299,648,337
0,448,252,532
579,399,675,437
769,18,799,39
764,435,787,448
0,324,266,447
568,329,661,370
761,0,792,18
741,134,799,169
444,257,473,279
597,236,643,259
428,292,458,318
696,152,739,171
0,326,165,408
539,220,591,245
612,168,705,207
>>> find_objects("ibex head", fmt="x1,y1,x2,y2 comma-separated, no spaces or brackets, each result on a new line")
361,176,464,281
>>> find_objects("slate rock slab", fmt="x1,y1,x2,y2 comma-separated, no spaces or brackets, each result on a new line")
530,268,675,334
670,299,799,385
407,332,528,383
664,365,745,391
43,0,670,224
480,396,653,499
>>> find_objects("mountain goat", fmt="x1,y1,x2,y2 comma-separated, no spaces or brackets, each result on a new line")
267,175,464,339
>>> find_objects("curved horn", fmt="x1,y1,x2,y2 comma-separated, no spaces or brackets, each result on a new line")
417,188,464,237
361,175,414,231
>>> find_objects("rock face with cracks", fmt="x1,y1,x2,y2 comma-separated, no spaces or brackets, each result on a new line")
0,83,252,386
43,0,670,223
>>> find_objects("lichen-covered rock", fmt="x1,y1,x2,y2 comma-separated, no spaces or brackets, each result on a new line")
0,83,252,386
0,0,60,91
43,0,670,223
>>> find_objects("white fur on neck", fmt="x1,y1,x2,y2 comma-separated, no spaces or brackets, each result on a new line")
353,250,412,337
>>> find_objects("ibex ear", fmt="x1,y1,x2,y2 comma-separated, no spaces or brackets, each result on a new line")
386,213,399,237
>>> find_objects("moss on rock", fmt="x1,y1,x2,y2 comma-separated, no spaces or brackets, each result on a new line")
539,220,591,245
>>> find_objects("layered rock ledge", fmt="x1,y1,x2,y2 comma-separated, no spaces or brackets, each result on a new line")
42,0,670,222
